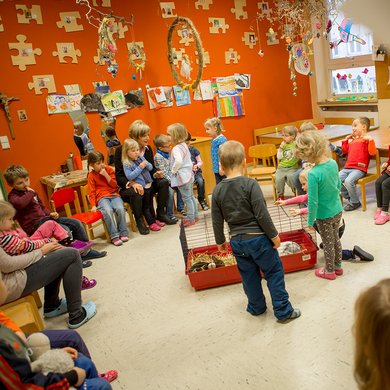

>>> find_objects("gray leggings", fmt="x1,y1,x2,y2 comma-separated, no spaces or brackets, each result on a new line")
22,247,83,322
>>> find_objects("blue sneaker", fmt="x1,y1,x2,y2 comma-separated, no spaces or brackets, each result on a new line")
44,298,68,318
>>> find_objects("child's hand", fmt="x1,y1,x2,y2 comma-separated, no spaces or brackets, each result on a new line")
132,183,144,195
271,235,281,249
41,242,62,254
154,170,164,179
50,212,59,219
26,187,35,192
362,135,372,141
274,200,286,206
73,367,86,387
381,162,389,171
63,347,78,360
90,206,97,212
193,165,198,172
290,208,300,216
346,134,354,140
139,160,148,169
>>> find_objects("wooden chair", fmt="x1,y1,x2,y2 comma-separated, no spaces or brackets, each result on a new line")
123,202,138,232
1,294,44,334
246,144,278,201
50,187,110,241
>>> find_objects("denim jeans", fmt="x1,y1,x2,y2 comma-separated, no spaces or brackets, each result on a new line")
167,187,184,216
97,196,128,239
229,235,293,320
75,354,112,389
339,168,366,204
178,179,198,221
194,171,205,202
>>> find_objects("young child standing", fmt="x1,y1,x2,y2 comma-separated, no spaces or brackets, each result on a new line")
186,132,208,211
87,151,129,246
353,278,390,390
204,117,227,184
212,140,300,322
340,116,376,211
295,130,343,280
105,127,121,166
73,121,95,157
374,145,390,225
274,126,299,199
167,123,198,227
122,139,164,232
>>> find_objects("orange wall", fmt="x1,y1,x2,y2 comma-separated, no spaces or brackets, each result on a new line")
0,0,312,202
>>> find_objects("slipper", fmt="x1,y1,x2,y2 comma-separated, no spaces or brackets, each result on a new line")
81,276,97,290
68,301,97,329
82,249,107,260
44,298,68,318
99,370,118,383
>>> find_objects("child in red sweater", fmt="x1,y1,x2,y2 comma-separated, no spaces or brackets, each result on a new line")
87,151,129,246
339,117,376,211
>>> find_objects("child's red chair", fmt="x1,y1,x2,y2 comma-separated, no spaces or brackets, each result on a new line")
50,187,110,241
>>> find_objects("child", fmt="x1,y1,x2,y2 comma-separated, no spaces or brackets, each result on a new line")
4,165,107,265
153,134,181,223
122,139,164,232
167,123,198,227
212,140,300,322
275,168,374,262
274,126,299,199
186,132,208,211
340,116,376,211
73,121,95,157
204,117,227,184
105,126,121,165
295,130,343,280
374,145,390,225
354,279,390,390
87,151,129,246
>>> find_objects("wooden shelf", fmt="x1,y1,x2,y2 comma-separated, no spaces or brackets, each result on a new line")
317,100,378,112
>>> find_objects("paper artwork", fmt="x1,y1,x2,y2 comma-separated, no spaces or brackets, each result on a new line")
101,90,127,116
46,94,82,114
146,87,173,110
173,86,191,106
234,73,251,89
124,89,144,109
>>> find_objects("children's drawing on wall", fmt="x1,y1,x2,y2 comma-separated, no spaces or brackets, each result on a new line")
216,76,238,97
17,109,27,121
64,84,81,95
173,85,191,106
146,86,173,110
93,81,110,96
80,93,104,112
101,90,127,116
234,73,251,89
199,80,213,100
46,94,71,114
259,2,270,15
125,89,144,108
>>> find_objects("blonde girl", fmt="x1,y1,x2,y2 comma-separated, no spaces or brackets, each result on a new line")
354,279,390,390
73,121,94,157
204,117,227,184
295,130,343,280
167,123,198,227
122,139,164,232
87,151,129,246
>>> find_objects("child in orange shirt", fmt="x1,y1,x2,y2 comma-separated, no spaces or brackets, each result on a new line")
87,151,129,246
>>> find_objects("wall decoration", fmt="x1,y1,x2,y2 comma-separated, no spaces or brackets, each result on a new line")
127,42,146,77
266,28,279,45
8,34,42,71
68,93,82,112
177,28,194,46
160,2,177,18
242,32,258,49
171,47,186,66
101,90,127,116
208,17,229,33
146,86,174,110
93,49,105,65
56,12,84,32
0,92,19,139
52,42,81,63
167,17,204,90
211,77,245,118
195,0,213,10
92,0,111,6
173,86,191,106
93,81,110,95
234,73,250,89
195,49,210,67
198,80,213,100
46,94,71,114
330,18,366,48
291,43,310,75
230,0,248,20
0,16,3,32
258,1,271,16
98,17,118,77
80,93,104,112
28,74,56,95
124,89,144,108
0,136,10,150
64,84,81,95
15,4,43,24
225,48,240,64
17,109,28,121
112,21,128,39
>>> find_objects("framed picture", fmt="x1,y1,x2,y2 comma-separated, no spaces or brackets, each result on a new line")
17,109,28,121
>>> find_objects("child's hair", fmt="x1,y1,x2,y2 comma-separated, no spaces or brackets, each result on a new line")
87,151,104,167
0,200,16,222
3,165,29,186
282,126,298,137
299,122,317,133
73,121,84,134
298,164,314,183
186,132,192,141
128,120,150,140
355,116,371,132
167,123,188,144
122,138,139,165
105,127,116,138
153,134,170,149
354,279,390,390
295,130,329,163
219,140,245,170
204,117,224,135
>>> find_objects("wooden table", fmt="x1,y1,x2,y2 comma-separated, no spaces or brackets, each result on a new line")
333,127,390,158
40,169,88,199
258,124,379,146
190,136,214,196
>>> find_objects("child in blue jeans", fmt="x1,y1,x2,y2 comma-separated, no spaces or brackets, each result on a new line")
212,140,300,322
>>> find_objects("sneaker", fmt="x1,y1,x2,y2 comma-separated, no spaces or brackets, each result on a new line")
179,209,187,217
374,213,390,225
81,276,97,290
343,202,361,211
200,201,209,211
155,220,166,227
353,246,374,261
111,238,123,246
168,215,179,223
157,214,177,225
120,236,129,242
278,196,285,201
82,260,93,268
44,298,68,318
182,218,196,227
82,249,107,260
278,308,301,323
99,370,118,383
335,268,343,276
315,267,336,280
374,209,382,220
149,223,161,231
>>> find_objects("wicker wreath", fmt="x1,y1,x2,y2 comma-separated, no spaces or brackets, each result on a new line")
167,17,203,90
128,42,146,71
